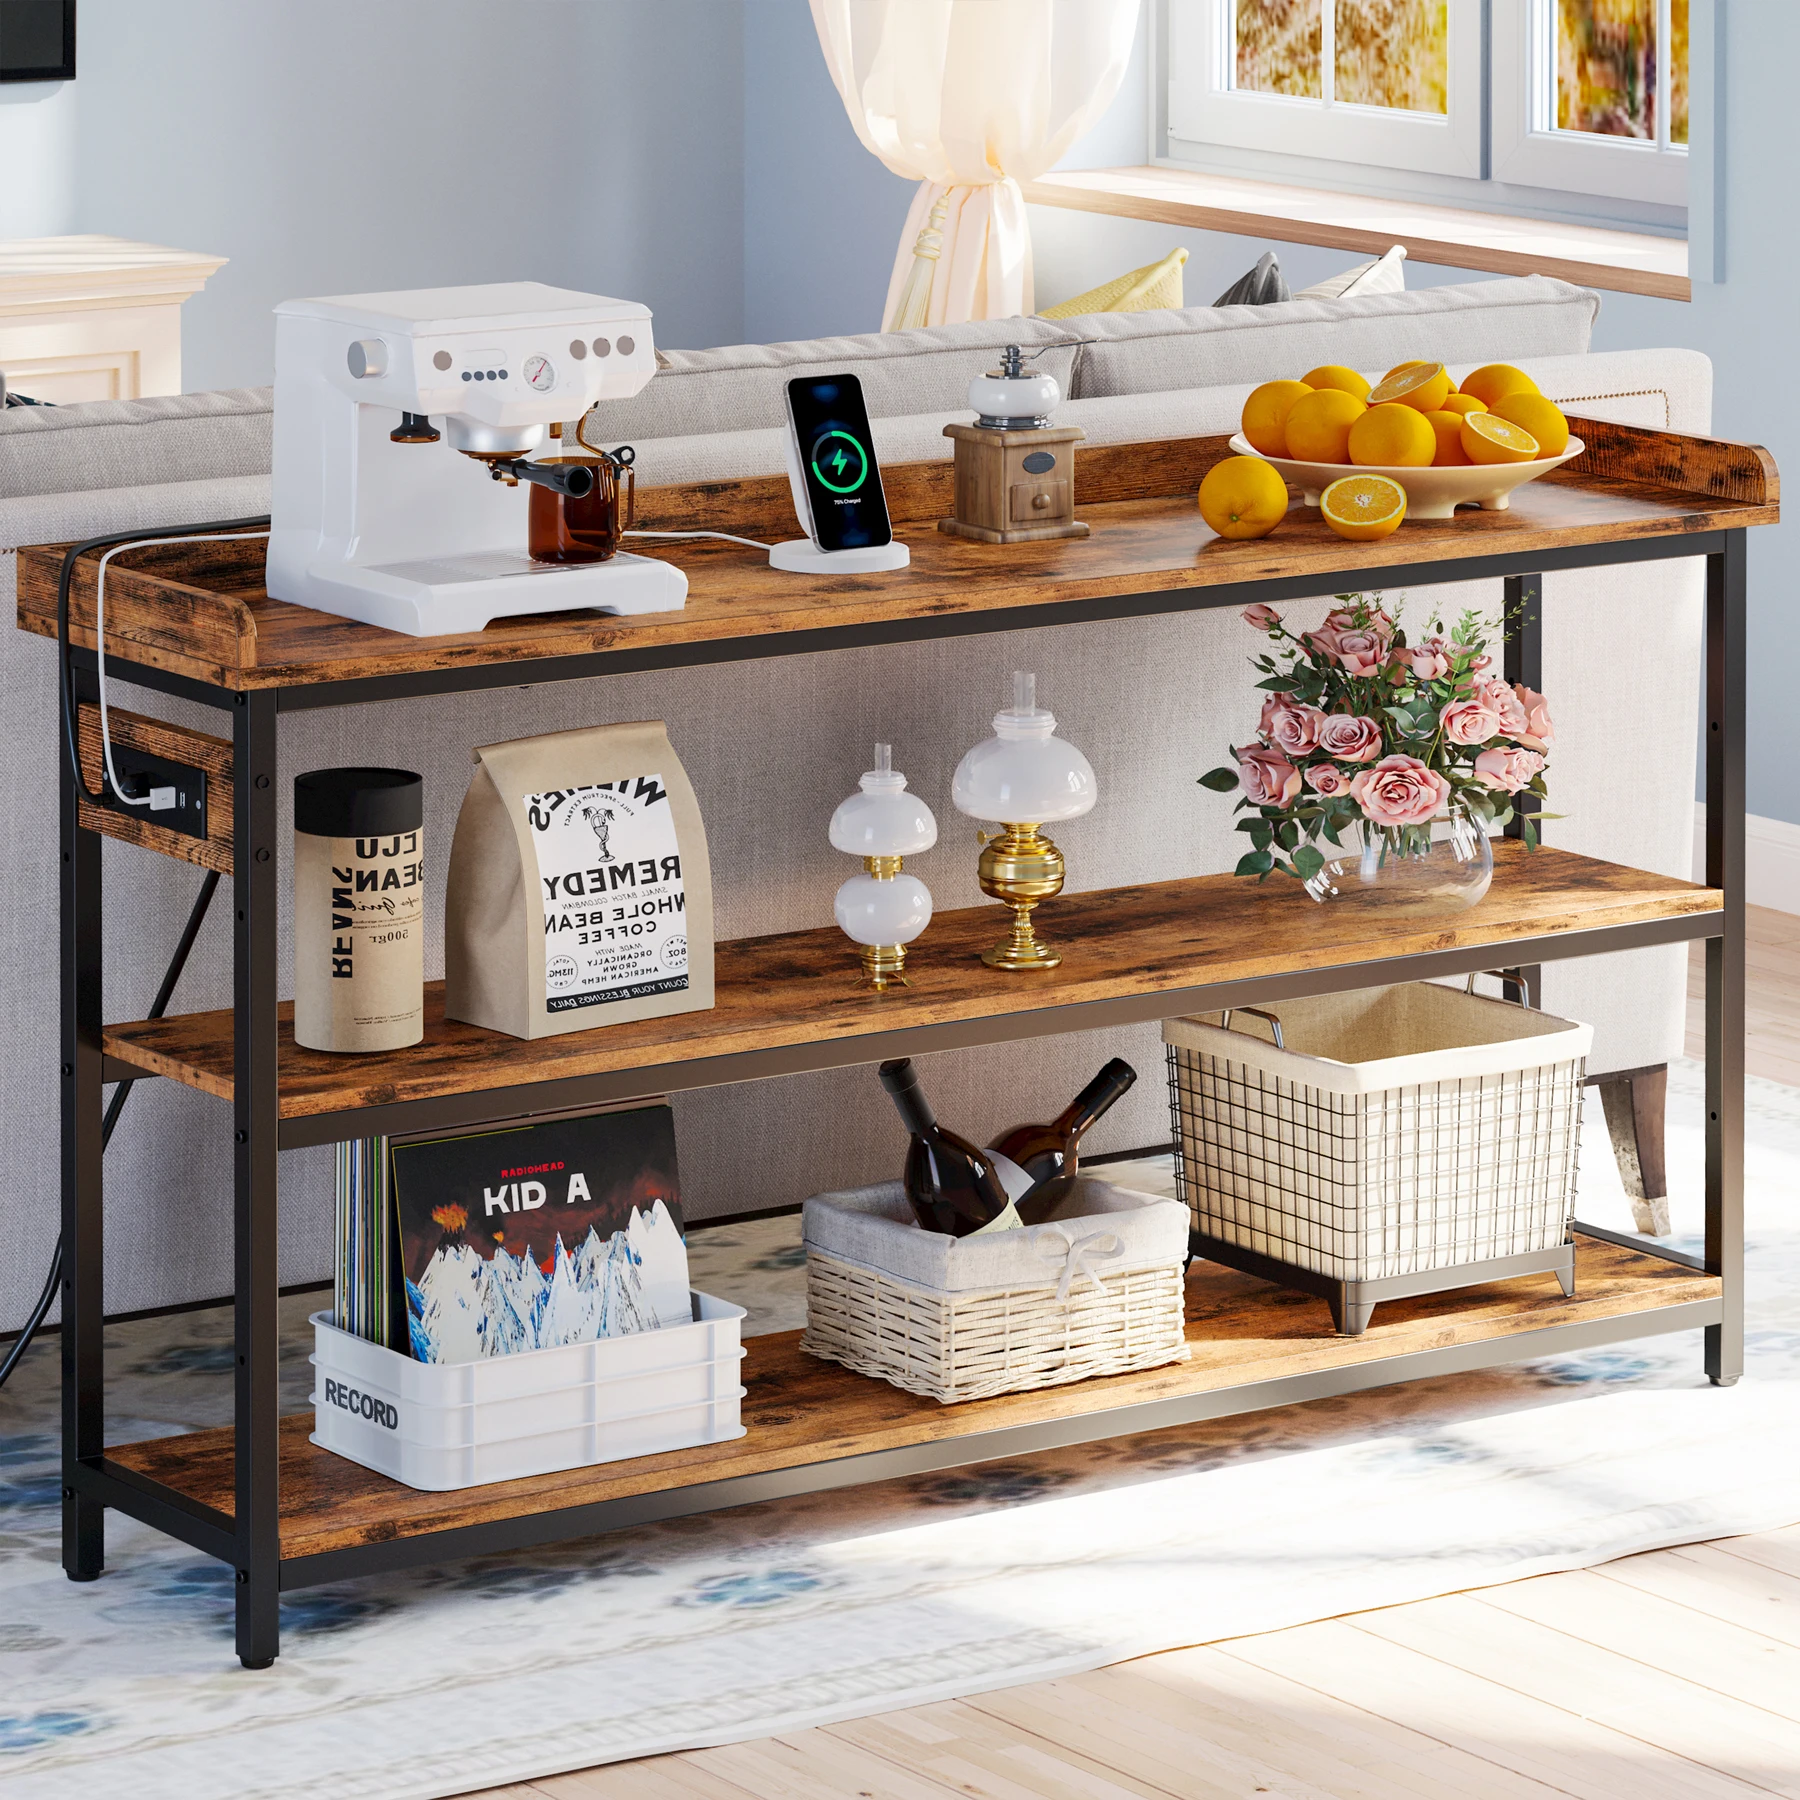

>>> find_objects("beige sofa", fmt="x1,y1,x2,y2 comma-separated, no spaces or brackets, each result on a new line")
0,273,1704,1327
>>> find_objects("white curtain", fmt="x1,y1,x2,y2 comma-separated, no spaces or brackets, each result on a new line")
809,0,1140,330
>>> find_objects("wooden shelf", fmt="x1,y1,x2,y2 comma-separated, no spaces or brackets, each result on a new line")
103,1233,1721,1566
102,844,1720,1143
1023,165,1691,302
16,423,1776,698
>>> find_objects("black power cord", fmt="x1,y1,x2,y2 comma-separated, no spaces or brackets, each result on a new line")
0,869,222,1389
3,514,271,1388
56,515,271,803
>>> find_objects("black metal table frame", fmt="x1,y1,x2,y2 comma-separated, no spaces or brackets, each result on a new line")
57,530,1747,1667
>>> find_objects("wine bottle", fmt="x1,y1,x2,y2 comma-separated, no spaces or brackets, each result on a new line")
991,1057,1138,1224
878,1059,1022,1238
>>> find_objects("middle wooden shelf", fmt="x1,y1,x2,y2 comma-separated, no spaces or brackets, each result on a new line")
103,841,1720,1148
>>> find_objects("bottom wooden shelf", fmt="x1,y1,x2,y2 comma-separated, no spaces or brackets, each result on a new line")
106,1234,1719,1570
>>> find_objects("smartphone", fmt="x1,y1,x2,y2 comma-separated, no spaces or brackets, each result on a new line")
783,373,893,553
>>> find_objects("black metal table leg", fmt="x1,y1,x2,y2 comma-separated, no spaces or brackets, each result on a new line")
60,666,105,1582
233,691,282,1665
1704,534,1747,1387
1503,572,1545,1008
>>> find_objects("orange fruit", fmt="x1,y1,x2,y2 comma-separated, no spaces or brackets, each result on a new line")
1282,388,1367,463
1347,402,1436,468
1440,393,1488,418
1366,361,1452,413
1382,359,1427,381
1458,363,1539,409
1198,454,1290,539
1424,410,1473,466
1461,412,1541,465
1320,473,1407,542
1491,391,1570,458
1239,379,1313,457
1300,364,1373,401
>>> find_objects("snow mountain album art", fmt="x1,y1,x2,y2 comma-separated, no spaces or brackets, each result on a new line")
389,1103,691,1364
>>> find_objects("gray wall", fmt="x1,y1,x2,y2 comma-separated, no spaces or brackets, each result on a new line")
1,0,748,389
742,0,912,346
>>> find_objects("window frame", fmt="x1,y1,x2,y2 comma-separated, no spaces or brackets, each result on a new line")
1167,0,1484,181
1489,0,1688,206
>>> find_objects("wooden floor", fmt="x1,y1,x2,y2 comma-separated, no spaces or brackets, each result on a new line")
462,1526,1800,1798
461,905,1800,1800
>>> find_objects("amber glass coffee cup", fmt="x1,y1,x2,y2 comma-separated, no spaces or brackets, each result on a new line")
528,449,636,565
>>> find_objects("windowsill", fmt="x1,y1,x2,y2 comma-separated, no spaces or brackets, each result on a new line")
1020,165,1689,302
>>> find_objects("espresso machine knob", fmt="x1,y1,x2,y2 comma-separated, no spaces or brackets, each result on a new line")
346,338,388,379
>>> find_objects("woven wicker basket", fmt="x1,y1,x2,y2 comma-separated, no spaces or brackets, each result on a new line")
800,1177,1189,1405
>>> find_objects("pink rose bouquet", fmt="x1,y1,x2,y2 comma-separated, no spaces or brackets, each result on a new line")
1200,592,1556,883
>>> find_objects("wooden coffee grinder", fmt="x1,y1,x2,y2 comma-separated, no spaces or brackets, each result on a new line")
939,345,1088,545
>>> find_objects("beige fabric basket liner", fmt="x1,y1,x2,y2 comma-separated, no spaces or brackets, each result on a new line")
801,1176,1189,1291
1163,984,1594,1093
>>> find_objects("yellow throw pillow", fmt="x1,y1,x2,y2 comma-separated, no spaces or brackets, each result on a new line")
1039,247,1188,320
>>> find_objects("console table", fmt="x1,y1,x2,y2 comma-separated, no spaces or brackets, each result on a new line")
16,418,1770,1668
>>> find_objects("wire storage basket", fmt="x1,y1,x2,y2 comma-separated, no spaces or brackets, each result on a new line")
1164,979,1592,1335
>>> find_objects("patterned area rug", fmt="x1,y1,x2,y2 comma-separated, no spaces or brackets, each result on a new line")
3,1060,1798,1799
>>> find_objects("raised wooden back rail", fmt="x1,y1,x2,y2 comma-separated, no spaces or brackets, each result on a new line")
14,421,1777,694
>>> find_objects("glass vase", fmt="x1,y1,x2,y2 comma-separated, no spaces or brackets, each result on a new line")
1302,805,1494,916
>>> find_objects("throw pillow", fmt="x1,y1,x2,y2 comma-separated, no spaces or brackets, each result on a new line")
1295,244,1408,301
1039,247,1189,320
1212,250,1292,307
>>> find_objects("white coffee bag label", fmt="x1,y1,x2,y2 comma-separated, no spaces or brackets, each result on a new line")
524,774,691,1013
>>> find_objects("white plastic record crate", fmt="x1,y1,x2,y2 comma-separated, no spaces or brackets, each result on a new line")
310,1290,747,1491
1164,979,1592,1336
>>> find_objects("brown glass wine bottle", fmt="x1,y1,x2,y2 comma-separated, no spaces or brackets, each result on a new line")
990,1056,1137,1223
879,1059,1020,1237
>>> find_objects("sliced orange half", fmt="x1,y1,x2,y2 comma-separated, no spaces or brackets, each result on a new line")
1366,360,1452,413
1320,473,1407,541
1460,412,1541,465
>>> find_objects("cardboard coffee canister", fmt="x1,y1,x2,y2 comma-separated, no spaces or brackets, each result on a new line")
294,768,425,1054
444,721,713,1041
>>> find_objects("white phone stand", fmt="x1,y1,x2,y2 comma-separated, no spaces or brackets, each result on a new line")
771,403,909,574
769,537,910,573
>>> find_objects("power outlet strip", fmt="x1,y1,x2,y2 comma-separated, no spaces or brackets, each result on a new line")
98,744,208,842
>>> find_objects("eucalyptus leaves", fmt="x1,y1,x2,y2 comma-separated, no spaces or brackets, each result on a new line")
1200,594,1555,884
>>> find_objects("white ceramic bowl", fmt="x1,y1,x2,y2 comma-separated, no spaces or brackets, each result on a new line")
1227,432,1585,521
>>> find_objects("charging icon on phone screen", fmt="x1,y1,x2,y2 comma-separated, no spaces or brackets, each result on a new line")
811,430,869,494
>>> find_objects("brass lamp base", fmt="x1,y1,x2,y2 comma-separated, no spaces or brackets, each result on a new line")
976,823,1065,971
859,942,910,989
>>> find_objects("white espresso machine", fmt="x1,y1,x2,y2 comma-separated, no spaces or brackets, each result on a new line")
267,281,687,636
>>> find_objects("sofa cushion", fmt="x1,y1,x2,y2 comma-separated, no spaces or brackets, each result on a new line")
581,318,1084,445
626,348,1709,491
0,387,273,502
1067,275,1599,399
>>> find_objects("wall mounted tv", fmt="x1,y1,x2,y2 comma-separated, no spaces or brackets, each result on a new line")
0,1,76,83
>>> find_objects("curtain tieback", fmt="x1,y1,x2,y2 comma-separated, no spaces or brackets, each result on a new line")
889,191,953,331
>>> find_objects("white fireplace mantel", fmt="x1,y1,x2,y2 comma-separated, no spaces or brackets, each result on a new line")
0,234,227,404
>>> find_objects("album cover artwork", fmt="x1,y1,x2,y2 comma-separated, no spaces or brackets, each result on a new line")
390,1102,689,1364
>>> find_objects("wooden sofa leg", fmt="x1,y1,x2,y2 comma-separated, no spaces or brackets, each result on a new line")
1595,1065,1671,1236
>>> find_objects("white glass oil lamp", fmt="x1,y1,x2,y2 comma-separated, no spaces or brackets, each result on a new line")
829,743,937,988
951,671,1097,971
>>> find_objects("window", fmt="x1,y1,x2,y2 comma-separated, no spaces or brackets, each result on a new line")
1491,0,1689,204
1168,0,1689,211
1169,0,1483,178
